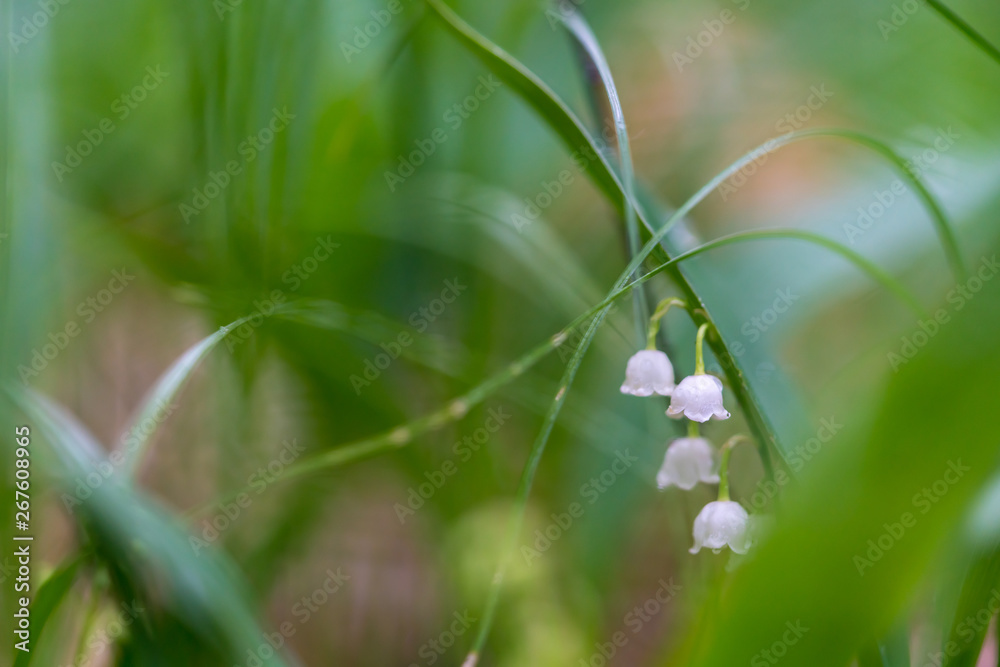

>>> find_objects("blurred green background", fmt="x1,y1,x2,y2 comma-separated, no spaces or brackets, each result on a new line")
2,0,1000,665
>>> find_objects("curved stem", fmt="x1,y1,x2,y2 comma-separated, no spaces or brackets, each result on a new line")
694,323,710,375
718,434,754,502
558,7,648,346
687,420,700,438
646,297,687,350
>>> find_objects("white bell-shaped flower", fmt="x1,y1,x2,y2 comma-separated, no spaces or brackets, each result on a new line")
666,374,730,422
656,438,719,490
620,350,675,397
689,500,750,554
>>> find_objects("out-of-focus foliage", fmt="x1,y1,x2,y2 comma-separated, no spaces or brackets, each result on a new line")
2,0,1000,665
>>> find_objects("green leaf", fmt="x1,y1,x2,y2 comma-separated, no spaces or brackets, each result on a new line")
4,387,290,667
675,252,1000,667
940,546,1000,667
119,317,249,478
12,555,85,667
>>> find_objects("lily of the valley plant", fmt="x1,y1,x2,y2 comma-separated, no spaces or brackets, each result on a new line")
621,298,760,555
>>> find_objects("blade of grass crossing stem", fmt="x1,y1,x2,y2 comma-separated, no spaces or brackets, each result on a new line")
199,228,924,515
558,8,648,344
459,226,925,661
925,0,1000,68
424,0,960,465
424,0,965,284
119,317,250,479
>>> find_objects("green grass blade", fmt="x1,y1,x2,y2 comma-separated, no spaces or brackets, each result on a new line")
424,0,960,465
4,388,290,667
925,0,1000,68
425,0,964,284
12,555,85,666
120,317,250,479
198,225,924,511
557,7,648,344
